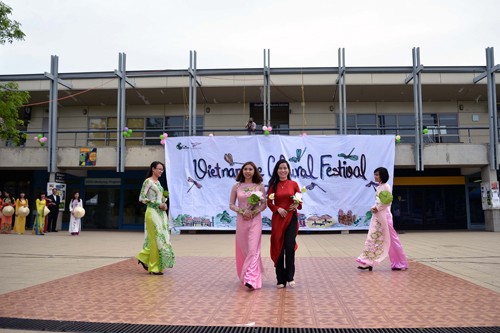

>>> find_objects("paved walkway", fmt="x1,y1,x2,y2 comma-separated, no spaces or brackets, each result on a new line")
0,230,499,332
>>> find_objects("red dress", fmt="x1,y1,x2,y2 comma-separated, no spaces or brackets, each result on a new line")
267,180,302,266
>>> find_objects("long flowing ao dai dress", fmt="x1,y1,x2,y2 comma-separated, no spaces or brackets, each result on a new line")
33,198,47,235
267,180,302,285
234,183,265,289
68,199,83,235
14,198,29,234
136,178,175,273
0,197,15,234
357,182,407,268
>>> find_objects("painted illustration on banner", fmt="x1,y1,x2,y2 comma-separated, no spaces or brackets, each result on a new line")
165,135,395,231
80,148,97,166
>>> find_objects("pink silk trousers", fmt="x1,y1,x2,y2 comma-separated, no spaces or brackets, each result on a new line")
386,210,408,269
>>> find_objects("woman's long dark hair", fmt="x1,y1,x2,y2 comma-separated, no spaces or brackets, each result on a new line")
235,161,263,184
268,159,291,192
374,167,389,183
146,161,165,178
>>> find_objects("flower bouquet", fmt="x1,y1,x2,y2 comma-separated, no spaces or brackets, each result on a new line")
247,190,263,209
377,190,393,205
291,192,303,204
163,190,169,203
291,187,307,204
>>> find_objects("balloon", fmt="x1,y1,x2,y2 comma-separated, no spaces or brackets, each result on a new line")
160,139,165,145
163,132,168,138
262,126,268,131
38,134,43,139
395,135,401,140
160,134,164,139
209,133,213,137
124,127,129,132
264,130,270,136
423,128,429,134
128,129,133,134
34,136,39,141
267,126,273,132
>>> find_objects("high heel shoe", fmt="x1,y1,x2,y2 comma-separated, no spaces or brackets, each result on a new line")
245,283,254,290
357,266,373,271
138,260,148,271
149,271,164,275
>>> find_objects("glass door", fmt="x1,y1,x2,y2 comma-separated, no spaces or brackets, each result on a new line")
83,188,120,229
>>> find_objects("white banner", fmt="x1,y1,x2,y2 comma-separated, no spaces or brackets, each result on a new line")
165,135,394,231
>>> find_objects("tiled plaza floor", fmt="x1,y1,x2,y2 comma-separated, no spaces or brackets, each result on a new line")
1,256,499,329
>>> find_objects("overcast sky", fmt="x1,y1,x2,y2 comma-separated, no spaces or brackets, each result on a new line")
0,0,499,74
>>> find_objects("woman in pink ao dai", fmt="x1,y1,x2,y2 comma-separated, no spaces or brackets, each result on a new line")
229,161,266,290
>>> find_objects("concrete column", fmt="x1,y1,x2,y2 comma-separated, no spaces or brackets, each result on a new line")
481,166,500,231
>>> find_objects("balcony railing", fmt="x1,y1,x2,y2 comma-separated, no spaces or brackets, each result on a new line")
3,126,492,148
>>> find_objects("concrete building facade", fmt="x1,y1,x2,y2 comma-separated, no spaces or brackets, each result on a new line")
1,54,499,231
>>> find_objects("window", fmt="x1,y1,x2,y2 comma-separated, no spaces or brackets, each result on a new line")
338,114,378,134
396,115,415,143
145,117,164,146
88,117,117,147
356,114,377,134
125,118,144,146
337,113,458,144
423,114,459,143
165,116,203,137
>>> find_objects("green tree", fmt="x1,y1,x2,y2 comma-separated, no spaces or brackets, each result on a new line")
0,82,30,145
0,2,30,146
0,1,25,44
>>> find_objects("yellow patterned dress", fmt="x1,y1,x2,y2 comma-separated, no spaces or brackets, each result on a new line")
136,179,175,273
14,198,29,234
33,198,47,235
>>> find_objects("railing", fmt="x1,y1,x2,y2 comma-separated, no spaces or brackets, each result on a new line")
2,126,492,148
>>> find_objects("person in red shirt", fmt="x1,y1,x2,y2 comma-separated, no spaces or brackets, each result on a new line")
267,159,302,288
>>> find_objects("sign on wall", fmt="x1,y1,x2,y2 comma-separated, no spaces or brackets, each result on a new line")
47,182,66,212
165,135,395,231
80,148,97,166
